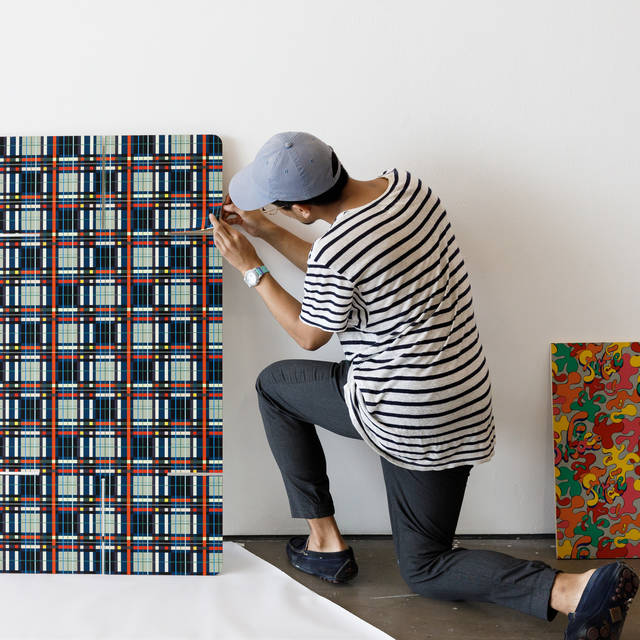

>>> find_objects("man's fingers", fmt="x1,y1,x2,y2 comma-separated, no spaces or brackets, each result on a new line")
210,214,237,242
222,203,241,218
217,218,234,235
222,193,240,214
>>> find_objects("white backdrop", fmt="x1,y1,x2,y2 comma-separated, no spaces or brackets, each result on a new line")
1,0,638,535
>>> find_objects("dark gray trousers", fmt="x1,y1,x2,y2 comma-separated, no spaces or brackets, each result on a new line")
255,357,561,621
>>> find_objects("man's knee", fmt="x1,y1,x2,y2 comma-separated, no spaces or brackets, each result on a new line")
255,366,267,395
255,358,306,393
255,360,282,394
398,560,430,596
255,359,297,397
397,550,451,599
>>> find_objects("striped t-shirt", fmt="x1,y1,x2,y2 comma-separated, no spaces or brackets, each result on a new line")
299,168,496,471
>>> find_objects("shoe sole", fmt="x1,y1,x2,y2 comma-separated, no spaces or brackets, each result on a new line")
578,563,639,640
287,555,358,584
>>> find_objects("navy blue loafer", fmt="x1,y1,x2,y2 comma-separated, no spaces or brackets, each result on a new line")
286,536,358,584
564,561,639,640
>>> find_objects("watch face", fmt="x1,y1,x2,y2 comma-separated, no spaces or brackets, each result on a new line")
246,270,259,286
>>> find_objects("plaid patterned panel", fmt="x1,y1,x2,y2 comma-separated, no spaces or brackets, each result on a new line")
0,135,222,574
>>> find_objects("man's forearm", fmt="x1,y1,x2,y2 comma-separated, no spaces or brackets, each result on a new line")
251,272,308,348
259,222,312,273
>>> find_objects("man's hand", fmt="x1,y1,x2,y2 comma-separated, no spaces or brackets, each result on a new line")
221,194,278,240
209,212,262,274
210,198,333,351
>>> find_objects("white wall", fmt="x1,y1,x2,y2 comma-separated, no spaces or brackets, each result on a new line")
2,0,638,535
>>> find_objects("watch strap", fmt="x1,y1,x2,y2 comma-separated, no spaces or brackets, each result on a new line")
244,264,269,287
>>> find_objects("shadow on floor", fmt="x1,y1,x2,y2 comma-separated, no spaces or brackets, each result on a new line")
227,536,640,640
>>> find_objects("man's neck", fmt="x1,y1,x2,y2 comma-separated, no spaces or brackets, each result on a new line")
316,176,388,225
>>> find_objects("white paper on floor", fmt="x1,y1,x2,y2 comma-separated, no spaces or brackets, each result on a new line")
0,541,394,640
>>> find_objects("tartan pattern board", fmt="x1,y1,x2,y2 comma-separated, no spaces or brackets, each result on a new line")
0,135,222,574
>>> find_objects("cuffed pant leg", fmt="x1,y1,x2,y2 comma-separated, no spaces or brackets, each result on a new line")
381,458,561,621
255,358,360,519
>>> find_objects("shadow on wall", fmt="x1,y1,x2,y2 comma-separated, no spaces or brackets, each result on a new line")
220,135,610,535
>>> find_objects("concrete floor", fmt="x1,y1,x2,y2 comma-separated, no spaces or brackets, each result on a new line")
228,535,640,640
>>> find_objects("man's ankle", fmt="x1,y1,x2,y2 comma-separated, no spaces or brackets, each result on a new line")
306,534,349,553
550,569,596,616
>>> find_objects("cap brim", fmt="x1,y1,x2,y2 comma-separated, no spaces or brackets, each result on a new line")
228,163,273,211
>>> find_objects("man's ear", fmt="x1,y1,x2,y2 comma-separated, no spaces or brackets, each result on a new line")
292,204,312,222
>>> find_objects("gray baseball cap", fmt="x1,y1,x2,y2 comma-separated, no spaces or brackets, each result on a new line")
228,131,342,210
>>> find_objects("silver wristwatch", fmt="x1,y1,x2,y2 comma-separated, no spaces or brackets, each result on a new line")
243,265,269,288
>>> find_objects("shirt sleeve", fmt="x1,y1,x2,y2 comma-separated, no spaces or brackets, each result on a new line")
299,259,355,333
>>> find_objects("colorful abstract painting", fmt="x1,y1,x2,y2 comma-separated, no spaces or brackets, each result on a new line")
0,135,222,574
552,342,640,559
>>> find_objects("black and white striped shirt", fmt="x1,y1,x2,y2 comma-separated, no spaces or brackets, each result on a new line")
299,168,496,471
